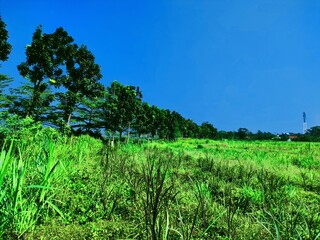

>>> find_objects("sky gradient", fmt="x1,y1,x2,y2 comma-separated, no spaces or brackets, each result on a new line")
1,0,320,133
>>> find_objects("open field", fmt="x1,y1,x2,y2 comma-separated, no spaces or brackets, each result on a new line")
1,133,320,239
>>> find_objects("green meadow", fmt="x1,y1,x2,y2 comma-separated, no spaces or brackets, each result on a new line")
1,130,319,239
1,8,320,240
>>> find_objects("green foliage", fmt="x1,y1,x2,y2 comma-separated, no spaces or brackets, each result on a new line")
99,81,142,141
305,126,320,142
0,136,65,238
15,26,61,120
0,17,12,112
13,26,103,129
1,136,319,239
0,16,12,62
55,44,103,127
199,121,217,139
237,127,252,140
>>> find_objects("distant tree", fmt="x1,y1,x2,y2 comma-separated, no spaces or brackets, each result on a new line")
279,133,289,141
100,81,142,141
147,105,162,138
157,109,170,139
305,126,320,141
133,102,152,139
182,119,199,138
255,130,275,140
237,128,251,140
72,95,104,137
154,110,198,140
199,121,217,139
168,111,184,140
216,130,236,140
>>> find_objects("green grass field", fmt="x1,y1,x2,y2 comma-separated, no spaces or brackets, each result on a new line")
1,133,319,239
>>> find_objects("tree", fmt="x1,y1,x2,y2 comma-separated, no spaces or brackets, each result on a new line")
0,16,12,62
216,130,236,140
199,121,217,139
0,73,12,110
74,95,104,137
15,26,73,121
167,111,184,140
100,81,142,142
55,44,103,127
237,128,251,140
14,26,103,128
157,109,171,140
305,126,320,141
146,105,162,138
183,119,199,138
0,16,12,109
133,102,152,139
9,81,54,120
255,130,275,140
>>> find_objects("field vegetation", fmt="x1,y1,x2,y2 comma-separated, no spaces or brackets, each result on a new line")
0,126,319,239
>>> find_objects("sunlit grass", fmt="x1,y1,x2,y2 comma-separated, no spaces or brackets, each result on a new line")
1,134,319,239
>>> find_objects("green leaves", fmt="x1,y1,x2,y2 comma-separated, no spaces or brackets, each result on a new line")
0,141,13,188
0,135,66,237
56,44,103,127
0,17,12,62
99,81,142,140
14,26,103,128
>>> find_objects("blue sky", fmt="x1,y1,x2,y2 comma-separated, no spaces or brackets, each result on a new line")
1,0,320,133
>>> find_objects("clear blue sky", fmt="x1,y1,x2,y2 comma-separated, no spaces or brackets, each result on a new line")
1,0,320,133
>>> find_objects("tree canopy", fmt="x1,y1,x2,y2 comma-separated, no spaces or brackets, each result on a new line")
0,16,12,62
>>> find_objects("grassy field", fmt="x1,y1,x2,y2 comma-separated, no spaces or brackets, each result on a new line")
0,132,320,239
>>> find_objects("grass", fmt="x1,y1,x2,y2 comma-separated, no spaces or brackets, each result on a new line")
0,134,319,239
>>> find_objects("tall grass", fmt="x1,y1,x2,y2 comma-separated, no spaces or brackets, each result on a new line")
1,136,320,239
0,138,64,238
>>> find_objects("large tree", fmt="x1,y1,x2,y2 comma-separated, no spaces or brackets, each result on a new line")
55,44,103,127
14,26,103,127
0,16,12,109
0,16,11,62
15,26,73,120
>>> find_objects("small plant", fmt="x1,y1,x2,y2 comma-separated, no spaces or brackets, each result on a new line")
197,144,204,149
141,147,178,240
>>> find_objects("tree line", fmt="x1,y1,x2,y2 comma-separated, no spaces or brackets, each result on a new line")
0,18,220,141
1,17,320,142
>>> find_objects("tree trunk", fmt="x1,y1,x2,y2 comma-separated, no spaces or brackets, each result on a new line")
67,113,72,126
111,135,114,148
126,122,131,144
86,108,93,133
